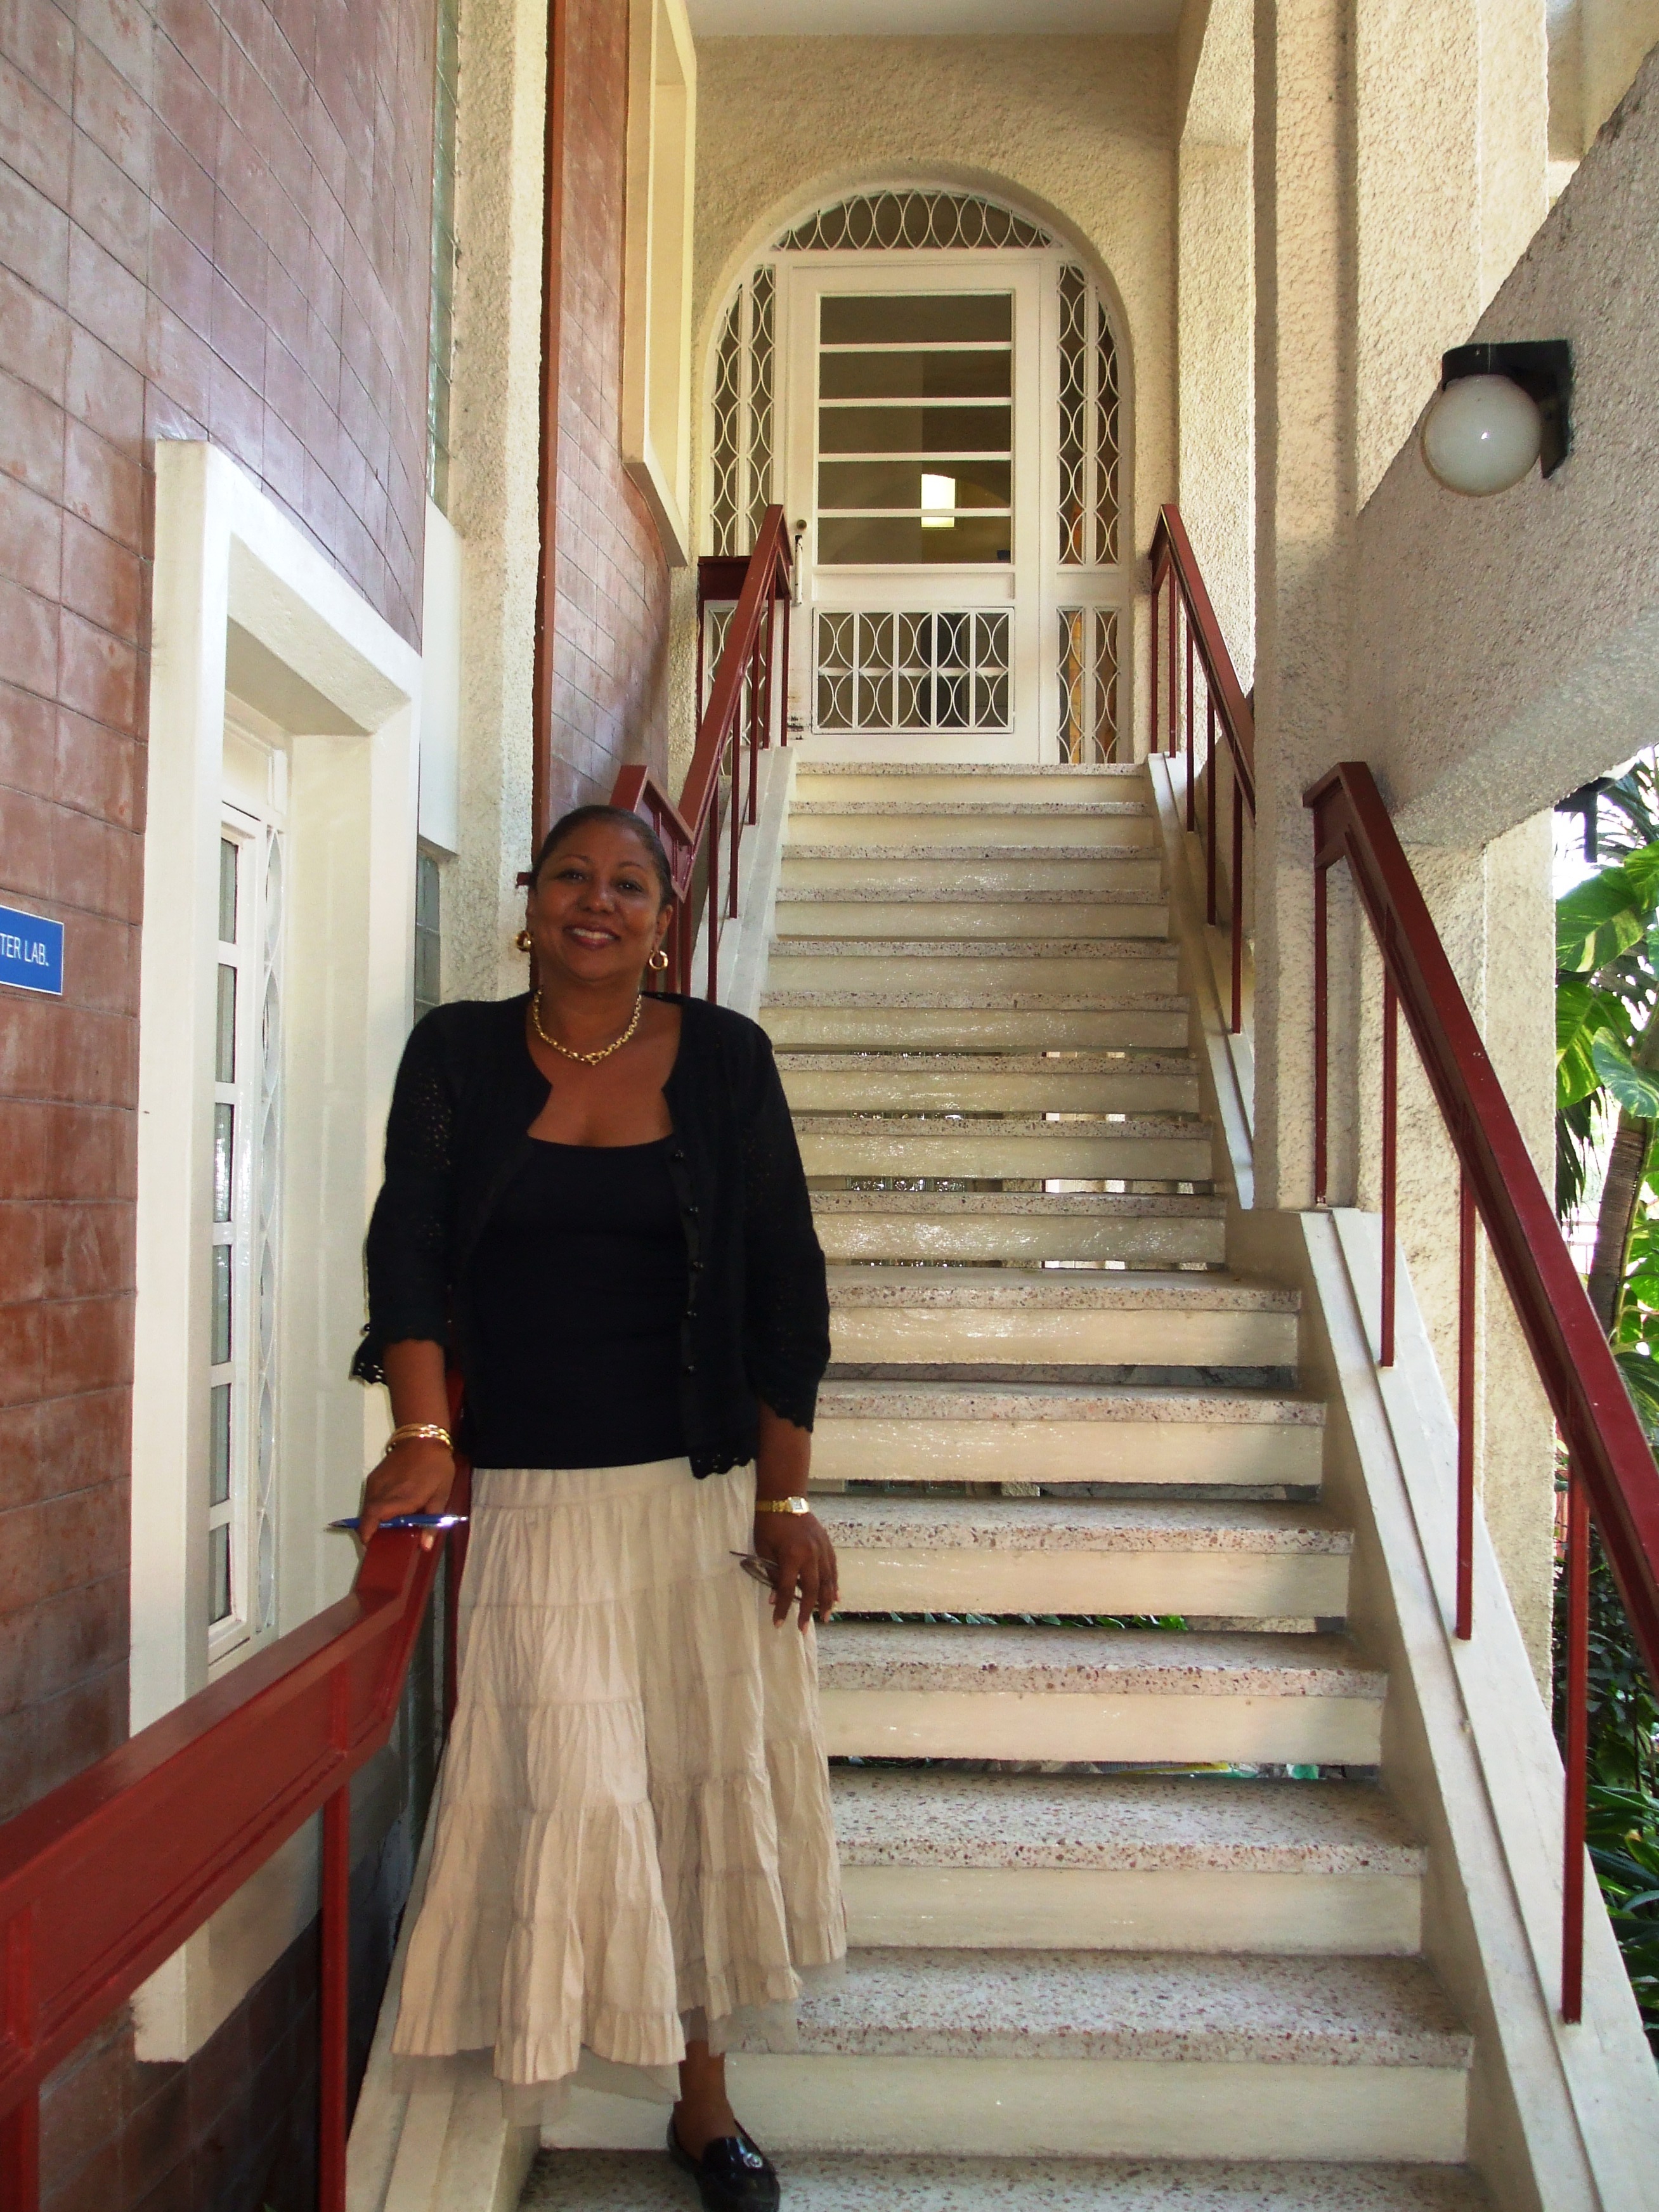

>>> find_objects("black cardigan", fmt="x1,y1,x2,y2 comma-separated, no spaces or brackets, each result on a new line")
351,993,830,1476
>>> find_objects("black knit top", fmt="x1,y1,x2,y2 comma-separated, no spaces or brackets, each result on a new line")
350,994,831,1477
465,1137,688,1470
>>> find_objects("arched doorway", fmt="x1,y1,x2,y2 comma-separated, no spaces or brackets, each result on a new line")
706,188,1130,765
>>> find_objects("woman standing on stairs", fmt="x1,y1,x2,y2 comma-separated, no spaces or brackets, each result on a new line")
351,804,845,2212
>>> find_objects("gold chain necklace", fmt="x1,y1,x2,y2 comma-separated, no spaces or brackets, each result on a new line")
531,989,643,1067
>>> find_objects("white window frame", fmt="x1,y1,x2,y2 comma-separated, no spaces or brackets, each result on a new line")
132,441,422,2059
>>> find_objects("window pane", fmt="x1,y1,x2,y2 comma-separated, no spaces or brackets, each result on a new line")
821,293,1011,346
218,838,238,944
211,1242,231,1366
819,405,1011,457
216,963,237,1083
209,1522,231,1624
213,1103,234,1222
209,1381,231,1506
819,460,1012,512
818,514,1013,566
821,349,1011,401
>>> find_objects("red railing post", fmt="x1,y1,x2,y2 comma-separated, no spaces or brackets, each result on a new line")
1185,620,1195,830
0,2088,38,2212
1166,572,1178,758
1563,1464,1589,2024
1381,970,1398,1367
1148,565,1159,758
318,1778,350,2212
1457,1172,1476,1639
1205,694,1218,926
1230,775,1245,1035
1313,861,1328,1205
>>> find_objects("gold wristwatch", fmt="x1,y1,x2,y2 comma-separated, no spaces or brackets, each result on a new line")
754,1495,810,1514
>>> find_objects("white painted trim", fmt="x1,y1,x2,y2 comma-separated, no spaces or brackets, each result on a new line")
689,743,797,1018
621,0,698,563
133,440,422,2060
420,502,463,855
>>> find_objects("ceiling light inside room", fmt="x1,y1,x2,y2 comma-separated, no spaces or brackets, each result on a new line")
921,473,957,528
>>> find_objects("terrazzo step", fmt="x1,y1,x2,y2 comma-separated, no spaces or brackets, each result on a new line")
786,803,1159,850
781,1050,1199,1115
797,1110,1213,1183
777,848,1166,896
526,2150,1490,2209
820,1493,1349,1619
824,1267,1297,1369
831,1770,1419,1954
817,1622,1384,1764
764,996,1190,1051
792,764,1148,805
812,1190,1227,1266
769,940,1180,996
773,893,1171,939
717,1950,1466,2159
812,1379,1325,1489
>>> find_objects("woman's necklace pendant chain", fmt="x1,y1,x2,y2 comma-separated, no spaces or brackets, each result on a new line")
531,989,644,1067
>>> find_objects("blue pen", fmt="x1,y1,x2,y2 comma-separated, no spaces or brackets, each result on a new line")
328,1513,469,1532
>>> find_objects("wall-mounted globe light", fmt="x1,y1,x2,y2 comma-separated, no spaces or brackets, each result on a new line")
1420,340,1572,497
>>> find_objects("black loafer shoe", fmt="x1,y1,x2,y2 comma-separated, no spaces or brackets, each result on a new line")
667,2116,781,2212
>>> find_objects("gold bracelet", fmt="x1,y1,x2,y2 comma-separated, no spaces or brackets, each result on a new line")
755,1495,809,1515
387,1423,453,1451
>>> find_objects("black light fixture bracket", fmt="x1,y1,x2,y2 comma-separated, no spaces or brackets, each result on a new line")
1440,340,1573,477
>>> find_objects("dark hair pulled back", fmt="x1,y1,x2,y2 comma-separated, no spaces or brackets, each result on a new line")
531,804,675,909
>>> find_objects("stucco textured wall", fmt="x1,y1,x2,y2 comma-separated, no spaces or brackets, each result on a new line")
1351,45,1659,849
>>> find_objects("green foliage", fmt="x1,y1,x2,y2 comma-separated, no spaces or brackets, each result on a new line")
1554,755,1659,2058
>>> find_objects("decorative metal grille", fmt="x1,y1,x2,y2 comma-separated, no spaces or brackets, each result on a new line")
1057,264,1119,568
776,191,1052,253
709,271,777,556
1057,606,1119,763
816,609,1010,733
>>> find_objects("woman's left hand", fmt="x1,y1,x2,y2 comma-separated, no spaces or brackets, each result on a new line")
753,1508,838,1629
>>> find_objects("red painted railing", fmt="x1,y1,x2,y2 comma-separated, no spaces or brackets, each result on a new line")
0,1510,460,2208
1306,760,1659,2022
0,514,792,2210
1148,503,1255,1034
610,507,793,1001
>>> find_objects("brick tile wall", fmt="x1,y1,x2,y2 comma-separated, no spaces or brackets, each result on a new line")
0,0,437,1842
543,0,670,822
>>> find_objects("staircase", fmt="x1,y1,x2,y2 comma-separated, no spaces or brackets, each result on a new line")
526,759,1489,2206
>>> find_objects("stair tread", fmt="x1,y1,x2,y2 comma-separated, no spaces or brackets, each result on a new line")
818,1622,1382,1697
776,885,1166,904
819,1495,1349,1556
819,1379,1322,1424
791,800,1153,819
783,1048,1195,1068
528,2152,1488,2208
800,1111,1206,1135
824,1266,1291,1311
774,937,1174,958
765,989,1188,1009
813,1190,1226,1217
831,1768,1419,1872
783,844,1157,862
772,1949,1466,2066
796,763,1147,778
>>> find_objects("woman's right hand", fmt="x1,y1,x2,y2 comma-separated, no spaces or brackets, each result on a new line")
358,1439,457,1547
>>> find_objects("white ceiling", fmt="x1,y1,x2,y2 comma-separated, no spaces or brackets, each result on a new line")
686,1,1180,35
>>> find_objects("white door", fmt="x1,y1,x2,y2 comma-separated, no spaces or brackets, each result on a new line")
781,256,1046,764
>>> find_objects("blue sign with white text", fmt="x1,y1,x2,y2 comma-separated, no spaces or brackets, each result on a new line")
0,904,64,995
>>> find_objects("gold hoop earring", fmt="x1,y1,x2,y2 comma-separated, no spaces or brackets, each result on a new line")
648,947,670,972
515,928,534,953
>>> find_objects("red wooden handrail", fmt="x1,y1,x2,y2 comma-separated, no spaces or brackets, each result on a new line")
609,509,792,1001
0,1519,453,2201
1307,758,1659,2022
1148,502,1254,1032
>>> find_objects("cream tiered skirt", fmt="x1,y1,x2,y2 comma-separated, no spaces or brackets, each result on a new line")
392,1457,845,2109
